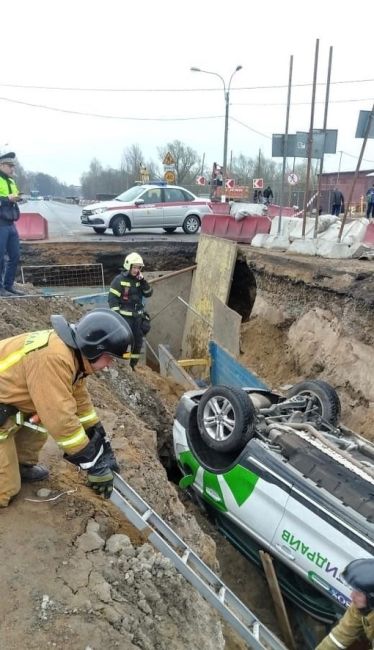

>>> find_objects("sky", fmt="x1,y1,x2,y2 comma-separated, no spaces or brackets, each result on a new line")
2,0,374,186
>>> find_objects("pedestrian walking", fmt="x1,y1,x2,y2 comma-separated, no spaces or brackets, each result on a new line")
315,558,374,650
263,186,273,205
108,252,153,370
0,308,133,507
366,183,374,222
0,151,24,296
331,187,345,216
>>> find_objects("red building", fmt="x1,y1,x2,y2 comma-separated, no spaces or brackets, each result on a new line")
319,168,374,209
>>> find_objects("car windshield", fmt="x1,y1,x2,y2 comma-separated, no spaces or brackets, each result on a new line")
115,186,147,202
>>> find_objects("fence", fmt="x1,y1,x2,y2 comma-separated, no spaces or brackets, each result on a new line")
20,263,105,289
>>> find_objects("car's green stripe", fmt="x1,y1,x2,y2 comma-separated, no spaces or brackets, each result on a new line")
178,451,258,510
223,464,259,506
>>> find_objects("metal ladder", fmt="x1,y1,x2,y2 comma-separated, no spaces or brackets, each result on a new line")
111,472,287,650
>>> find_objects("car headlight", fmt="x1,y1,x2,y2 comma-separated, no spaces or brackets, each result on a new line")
92,207,107,214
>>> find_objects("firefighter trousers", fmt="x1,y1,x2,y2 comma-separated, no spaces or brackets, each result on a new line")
0,419,48,507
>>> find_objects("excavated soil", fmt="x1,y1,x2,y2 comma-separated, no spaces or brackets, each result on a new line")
1,241,373,650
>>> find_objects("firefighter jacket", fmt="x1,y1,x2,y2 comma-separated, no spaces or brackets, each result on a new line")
108,271,153,318
0,329,100,455
0,172,20,225
316,605,374,650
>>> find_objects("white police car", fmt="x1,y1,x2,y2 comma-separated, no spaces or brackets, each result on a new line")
80,183,212,236
173,380,374,621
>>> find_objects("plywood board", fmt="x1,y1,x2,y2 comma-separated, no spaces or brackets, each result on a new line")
212,296,241,359
182,235,237,359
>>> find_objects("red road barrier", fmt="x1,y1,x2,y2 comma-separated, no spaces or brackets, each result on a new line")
202,214,271,243
16,213,49,241
363,222,374,246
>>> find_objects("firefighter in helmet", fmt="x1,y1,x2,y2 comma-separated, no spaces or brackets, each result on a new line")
0,308,134,506
108,252,153,370
316,558,374,649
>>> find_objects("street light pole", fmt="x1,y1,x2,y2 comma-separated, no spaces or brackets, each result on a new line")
191,65,242,187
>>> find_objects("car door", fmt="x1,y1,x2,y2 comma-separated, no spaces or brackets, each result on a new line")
163,187,189,227
132,188,164,228
270,489,368,607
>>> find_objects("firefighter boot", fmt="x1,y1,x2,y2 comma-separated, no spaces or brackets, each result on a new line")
19,463,49,482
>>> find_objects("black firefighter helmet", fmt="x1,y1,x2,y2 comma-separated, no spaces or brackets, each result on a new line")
51,308,133,361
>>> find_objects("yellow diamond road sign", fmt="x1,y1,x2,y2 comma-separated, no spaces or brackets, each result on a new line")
164,170,176,184
163,151,175,165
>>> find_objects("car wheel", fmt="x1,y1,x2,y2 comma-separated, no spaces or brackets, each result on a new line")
163,227,177,233
197,385,256,452
182,215,200,234
93,227,107,234
111,216,127,237
286,379,341,426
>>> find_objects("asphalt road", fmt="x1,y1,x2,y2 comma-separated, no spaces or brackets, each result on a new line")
21,200,200,243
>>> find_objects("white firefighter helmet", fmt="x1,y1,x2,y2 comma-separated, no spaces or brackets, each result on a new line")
123,252,144,271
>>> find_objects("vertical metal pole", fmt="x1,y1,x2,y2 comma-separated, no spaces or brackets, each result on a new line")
302,38,319,237
277,55,293,236
337,104,374,242
200,152,205,177
336,150,343,185
314,46,333,237
223,89,229,186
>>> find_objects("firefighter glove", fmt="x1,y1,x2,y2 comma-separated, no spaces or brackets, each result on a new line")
87,455,113,499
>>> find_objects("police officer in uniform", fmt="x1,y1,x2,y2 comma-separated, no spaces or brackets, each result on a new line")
0,151,24,296
316,558,374,649
108,253,153,370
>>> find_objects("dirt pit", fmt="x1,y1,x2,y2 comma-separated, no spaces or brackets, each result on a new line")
1,242,373,650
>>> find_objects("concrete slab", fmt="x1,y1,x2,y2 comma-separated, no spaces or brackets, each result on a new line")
251,233,270,247
288,239,317,256
263,235,290,250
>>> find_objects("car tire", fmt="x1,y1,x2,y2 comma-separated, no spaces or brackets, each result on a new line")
286,379,341,426
111,216,127,237
197,385,256,452
182,215,200,234
93,227,107,234
163,227,177,233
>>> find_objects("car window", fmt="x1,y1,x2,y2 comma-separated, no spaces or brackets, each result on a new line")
142,189,162,204
164,188,187,203
181,189,195,201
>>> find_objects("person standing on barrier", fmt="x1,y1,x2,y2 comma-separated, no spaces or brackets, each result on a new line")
0,308,134,507
366,183,374,222
331,187,345,217
315,558,374,650
0,152,24,296
108,252,153,371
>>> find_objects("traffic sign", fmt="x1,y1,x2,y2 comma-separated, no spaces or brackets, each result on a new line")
163,151,176,165
287,172,298,185
195,176,206,186
225,179,235,189
164,170,176,184
253,178,264,189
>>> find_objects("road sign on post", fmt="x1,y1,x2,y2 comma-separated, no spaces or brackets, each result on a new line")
287,173,298,185
253,178,264,189
195,176,206,186
164,170,176,184
163,152,176,165
225,179,235,189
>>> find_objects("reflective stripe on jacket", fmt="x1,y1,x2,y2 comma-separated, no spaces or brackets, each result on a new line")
108,271,153,317
0,330,99,454
316,606,374,650
0,173,20,224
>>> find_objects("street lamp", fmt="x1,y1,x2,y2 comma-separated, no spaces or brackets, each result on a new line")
190,65,242,186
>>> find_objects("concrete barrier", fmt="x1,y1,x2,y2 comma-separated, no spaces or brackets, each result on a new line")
363,221,374,245
16,212,48,240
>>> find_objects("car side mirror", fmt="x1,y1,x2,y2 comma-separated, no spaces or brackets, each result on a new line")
134,198,144,205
